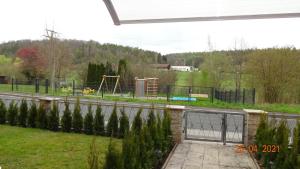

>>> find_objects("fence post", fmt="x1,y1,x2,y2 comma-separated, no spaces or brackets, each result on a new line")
11,78,14,91
166,105,185,144
211,87,214,103
35,78,39,93
188,86,192,102
72,80,75,96
242,88,246,104
229,90,232,103
252,88,256,104
15,79,18,91
101,87,104,98
166,85,170,102
45,79,49,94
235,89,238,103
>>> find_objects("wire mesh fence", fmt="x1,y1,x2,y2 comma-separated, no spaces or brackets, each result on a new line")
0,78,256,104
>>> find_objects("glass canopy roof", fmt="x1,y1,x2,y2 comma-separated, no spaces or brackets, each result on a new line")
103,0,300,25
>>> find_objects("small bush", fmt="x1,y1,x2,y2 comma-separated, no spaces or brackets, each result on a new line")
37,104,48,129
61,101,72,132
72,97,83,133
87,137,100,169
107,104,118,137
84,104,94,135
119,107,129,138
103,138,122,169
147,108,159,151
7,101,18,126
162,109,172,154
94,104,105,135
18,99,28,127
274,119,290,169
122,132,138,169
0,99,7,124
48,102,59,131
28,101,38,128
132,108,142,135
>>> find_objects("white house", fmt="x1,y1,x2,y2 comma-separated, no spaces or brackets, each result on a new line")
170,66,194,72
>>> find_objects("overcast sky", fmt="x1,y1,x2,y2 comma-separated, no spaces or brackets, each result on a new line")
0,0,300,54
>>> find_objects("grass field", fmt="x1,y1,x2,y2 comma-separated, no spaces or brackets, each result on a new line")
0,125,121,169
175,71,206,86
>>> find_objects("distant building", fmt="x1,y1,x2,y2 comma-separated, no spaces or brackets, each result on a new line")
150,64,171,71
171,66,194,72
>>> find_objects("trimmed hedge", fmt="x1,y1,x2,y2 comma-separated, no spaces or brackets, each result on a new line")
8,101,18,126
28,101,38,128
61,101,72,132
84,104,94,135
107,104,118,137
72,98,83,133
0,99,7,124
19,99,28,127
94,104,105,135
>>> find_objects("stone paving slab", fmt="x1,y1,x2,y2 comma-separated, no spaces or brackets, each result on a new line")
165,141,258,169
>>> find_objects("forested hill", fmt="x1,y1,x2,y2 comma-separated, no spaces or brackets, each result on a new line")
0,39,166,65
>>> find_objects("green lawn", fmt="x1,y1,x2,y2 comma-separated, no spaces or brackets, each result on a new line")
175,71,208,87
0,125,121,169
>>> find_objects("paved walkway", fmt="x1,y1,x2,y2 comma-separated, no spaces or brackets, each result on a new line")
165,141,258,169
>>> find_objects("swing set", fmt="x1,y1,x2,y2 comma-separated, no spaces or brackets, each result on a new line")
97,75,121,95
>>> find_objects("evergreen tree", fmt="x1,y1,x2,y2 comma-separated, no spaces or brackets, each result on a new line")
87,137,100,169
7,101,18,126
18,99,28,127
61,101,72,132
84,104,94,135
284,125,299,169
156,113,163,154
274,119,290,169
72,97,83,133
122,131,138,169
147,107,159,151
0,99,7,124
94,104,105,135
139,125,154,169
37,104,47,129
48,102,59,131
132,108,143,135
162,109,172,154
255,114,269,161
118,108,129,138
28,101,38,128
107,104,118,137
103,138,122,169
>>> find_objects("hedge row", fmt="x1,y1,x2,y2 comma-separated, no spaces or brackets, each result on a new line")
0,98,137,138
255,114,299,169
88,108,173,169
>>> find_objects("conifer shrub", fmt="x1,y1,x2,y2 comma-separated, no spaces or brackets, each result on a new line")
19,99,28,127
162,109,172,154
94,104,105,135
118,107,129,138
103,138,122,169
274,119,290,169
107,104,118,137
48,102,59,131
132,108,143,135
8,101,18,126
122,131,138,169
72,97,83,133
28,101,38,128
84,104,94,135
0,99,7,124
61,100,72,132
37,103,48,129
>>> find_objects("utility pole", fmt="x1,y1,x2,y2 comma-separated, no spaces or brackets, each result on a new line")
44,28,59,92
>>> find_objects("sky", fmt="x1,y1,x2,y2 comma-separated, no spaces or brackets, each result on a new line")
0,0,300,54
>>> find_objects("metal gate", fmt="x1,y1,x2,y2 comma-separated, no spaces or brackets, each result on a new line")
184,110,245,144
